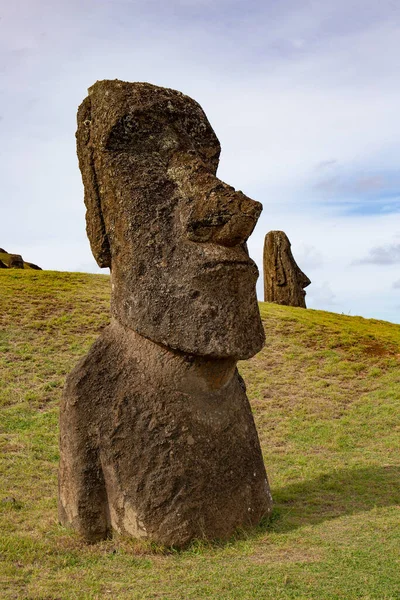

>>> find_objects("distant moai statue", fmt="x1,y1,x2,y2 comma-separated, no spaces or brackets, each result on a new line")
58,80,272,547
263,231,311,308
8,254,24,269
0,251,41,270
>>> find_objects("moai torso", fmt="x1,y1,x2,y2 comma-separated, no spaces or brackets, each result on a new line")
59,321,271,545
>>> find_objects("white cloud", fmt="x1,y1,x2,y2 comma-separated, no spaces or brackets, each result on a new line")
306,281,336,307
294,244,323,270
355,243,400,265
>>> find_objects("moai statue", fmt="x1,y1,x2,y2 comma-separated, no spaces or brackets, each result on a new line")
59,80,272,547
263,231,311,308
9,254,24,269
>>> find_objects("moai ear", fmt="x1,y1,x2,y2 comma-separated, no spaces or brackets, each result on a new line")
275,243,286,286
76,97,111,268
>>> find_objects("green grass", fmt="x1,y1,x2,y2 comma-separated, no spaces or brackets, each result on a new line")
1,270,399,599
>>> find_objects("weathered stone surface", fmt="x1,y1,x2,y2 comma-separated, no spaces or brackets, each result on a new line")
0,260,7,268
59,80,272,547
8,254,24,269
76,80,265,358
263,231,311,308
59,320,271,545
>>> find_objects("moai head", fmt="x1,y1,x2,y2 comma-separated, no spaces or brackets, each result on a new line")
9,254,24,269
76,80,265,359
263,231,311,308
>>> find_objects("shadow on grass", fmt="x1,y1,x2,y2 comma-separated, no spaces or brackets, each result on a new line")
48,467,400,556
267,465,400,533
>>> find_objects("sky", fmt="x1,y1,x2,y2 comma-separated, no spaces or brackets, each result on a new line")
1,0,400,323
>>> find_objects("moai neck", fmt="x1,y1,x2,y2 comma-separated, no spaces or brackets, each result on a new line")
109,318,238,393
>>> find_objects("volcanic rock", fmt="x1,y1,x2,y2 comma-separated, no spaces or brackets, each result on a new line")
263,230,311,308
26,262,42,271
59,80,272,546
8,254,24,269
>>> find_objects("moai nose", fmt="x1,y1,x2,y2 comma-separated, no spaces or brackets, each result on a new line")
186,180,263,247
298,269,311,289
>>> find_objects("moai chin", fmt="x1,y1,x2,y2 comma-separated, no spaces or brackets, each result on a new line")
58,80,272,547
263,231,311,308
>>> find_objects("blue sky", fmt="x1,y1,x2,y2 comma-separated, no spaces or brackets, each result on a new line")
1,0,400,323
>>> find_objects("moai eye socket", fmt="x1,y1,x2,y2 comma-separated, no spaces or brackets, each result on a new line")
105,112,165,153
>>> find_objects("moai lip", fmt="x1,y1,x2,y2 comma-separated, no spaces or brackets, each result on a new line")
58,80,272,546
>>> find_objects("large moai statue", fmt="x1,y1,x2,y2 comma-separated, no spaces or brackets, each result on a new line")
263,231,311,308
58,80,272,547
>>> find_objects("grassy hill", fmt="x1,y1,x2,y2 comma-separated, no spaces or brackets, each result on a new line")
1,270,399,600
0,250,41,270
